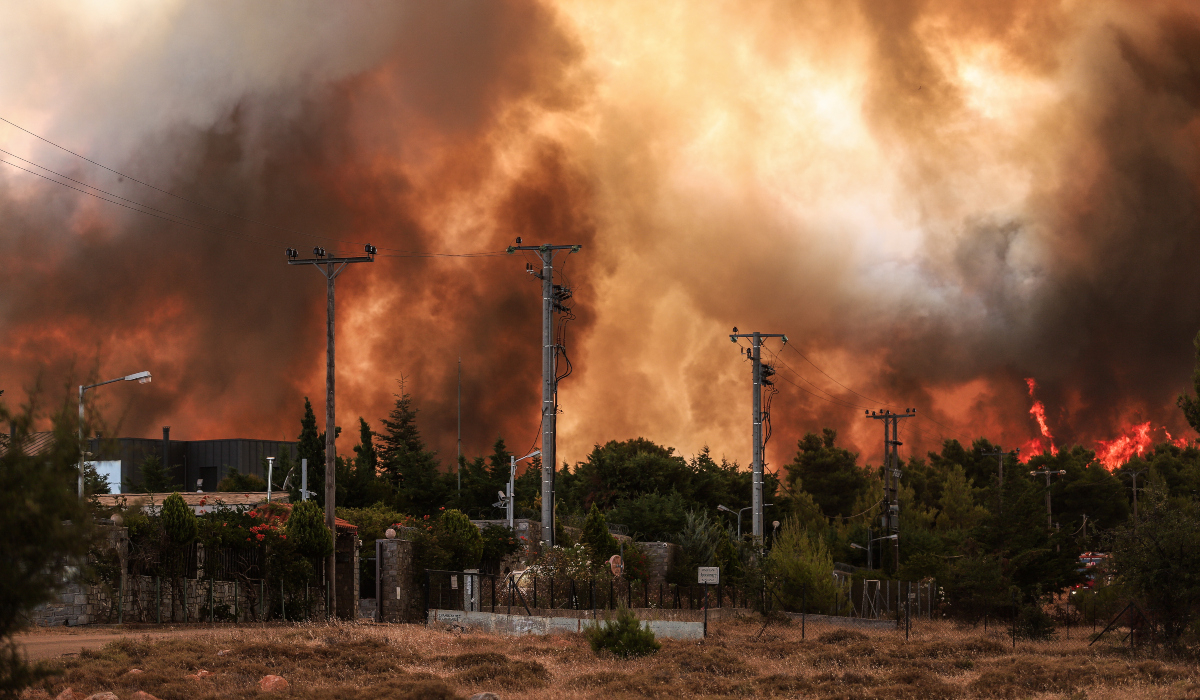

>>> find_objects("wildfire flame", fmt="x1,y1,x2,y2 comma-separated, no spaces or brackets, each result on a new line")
1021,378,1058,461
1020,379,1192,470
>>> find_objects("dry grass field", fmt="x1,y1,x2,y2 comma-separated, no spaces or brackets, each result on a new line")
20,614,1200,700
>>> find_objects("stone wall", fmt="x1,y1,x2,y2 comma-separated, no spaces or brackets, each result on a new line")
641,542,680,588
28,575,328,626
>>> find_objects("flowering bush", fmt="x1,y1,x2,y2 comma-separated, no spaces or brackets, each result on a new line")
526,543,594,579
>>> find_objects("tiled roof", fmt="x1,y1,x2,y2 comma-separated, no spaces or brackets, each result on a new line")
96,491,289,508
94,493,358,532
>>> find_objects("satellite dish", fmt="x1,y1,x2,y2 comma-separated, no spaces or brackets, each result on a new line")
608,554,625,577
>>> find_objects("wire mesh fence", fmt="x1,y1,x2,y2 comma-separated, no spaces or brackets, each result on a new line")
424,570,1149,653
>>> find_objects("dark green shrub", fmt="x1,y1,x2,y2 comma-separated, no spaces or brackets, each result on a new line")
1014,602,1057,640
581,504,619,562
480,524,521,572
288,499,334,559
585,604,660,658
436,509,483,570
161,492,197,544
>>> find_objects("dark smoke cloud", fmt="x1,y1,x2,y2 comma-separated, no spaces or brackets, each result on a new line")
1,0,1199,475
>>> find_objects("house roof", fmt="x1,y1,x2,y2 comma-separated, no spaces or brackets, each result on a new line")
94,492,358,532
96,492,289,508
0,431,56,457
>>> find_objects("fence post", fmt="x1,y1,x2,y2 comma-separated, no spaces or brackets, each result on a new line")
658,582,662,609
156,576,161,625
1011,592,1017,649
117,577,123,625
209,578,214,623
905,581,911,641
281,578,286,621
802,584,806,640
234,580,239,623
261,580,266,621
550,577,555,611
305,584,310,622
533,576,538,610
183,580,189,623
424,571,431,623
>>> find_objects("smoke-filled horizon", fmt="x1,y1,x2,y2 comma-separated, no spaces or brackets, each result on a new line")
2,0,1199,475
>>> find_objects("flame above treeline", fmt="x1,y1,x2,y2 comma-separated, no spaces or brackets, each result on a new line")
1,1,1200,470
1019,378,1191,470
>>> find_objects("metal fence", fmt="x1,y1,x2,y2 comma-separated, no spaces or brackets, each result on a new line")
423,570,1147,652
425,570,769,614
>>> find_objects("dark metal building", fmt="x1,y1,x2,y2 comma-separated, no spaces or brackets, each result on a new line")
88,427,298,493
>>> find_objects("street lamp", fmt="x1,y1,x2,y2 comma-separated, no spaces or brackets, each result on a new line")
78,371,152,497
717,503,771,539
501,450,540,531
850,532,898,570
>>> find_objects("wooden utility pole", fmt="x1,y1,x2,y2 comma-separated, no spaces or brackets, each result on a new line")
287,244,375,619
982,446,1020,512
1029,466,1067,530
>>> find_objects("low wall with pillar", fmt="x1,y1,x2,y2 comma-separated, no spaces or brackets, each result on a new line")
378,538,420,623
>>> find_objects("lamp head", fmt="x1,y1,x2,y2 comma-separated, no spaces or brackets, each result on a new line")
313,246,326,257
124,371,152,384
364,244,377,255
286,248,298,259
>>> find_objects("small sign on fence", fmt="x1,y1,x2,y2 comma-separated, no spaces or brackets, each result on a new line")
698,567,719,585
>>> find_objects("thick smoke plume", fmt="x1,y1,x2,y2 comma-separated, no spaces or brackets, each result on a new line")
1,0,1199,473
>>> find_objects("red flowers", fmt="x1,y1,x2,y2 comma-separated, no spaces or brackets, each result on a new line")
248,510,259,518
256,533,265,541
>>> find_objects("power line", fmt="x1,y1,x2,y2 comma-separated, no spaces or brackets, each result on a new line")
0,117,508,257
0,155,507,259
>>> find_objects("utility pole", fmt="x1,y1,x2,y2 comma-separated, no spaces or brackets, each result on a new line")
1028,466,1067,531
507,239,582,546
866,409,915,573
457,356,462,497
286,244,375,619
1119,468,1146,525
728,328,787,541
982,446,1020,512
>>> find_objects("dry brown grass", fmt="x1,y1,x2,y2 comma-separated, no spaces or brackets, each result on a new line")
20,616,1200,699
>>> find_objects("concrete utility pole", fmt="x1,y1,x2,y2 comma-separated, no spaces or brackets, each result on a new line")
507,239,582,546
728,329,787,541
866,409,915,573
1029,466,1067,531
287,244,375,618
982,446,1020,512
1119,468,1147,525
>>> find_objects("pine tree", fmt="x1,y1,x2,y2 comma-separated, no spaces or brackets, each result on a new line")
582,503,619,562
377,385,447,515
296,397,326,506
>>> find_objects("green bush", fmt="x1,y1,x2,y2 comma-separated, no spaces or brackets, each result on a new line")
480,524,521,572
161,493,197,544
436,509,483,570
287,500,333,560
1014,601,1057,640
585,604,660,658
581,504,619,562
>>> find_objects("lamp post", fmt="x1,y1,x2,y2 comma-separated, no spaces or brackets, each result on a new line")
78,371,151,497
850,531,898,570
718,504,771,539
507,450,540,531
